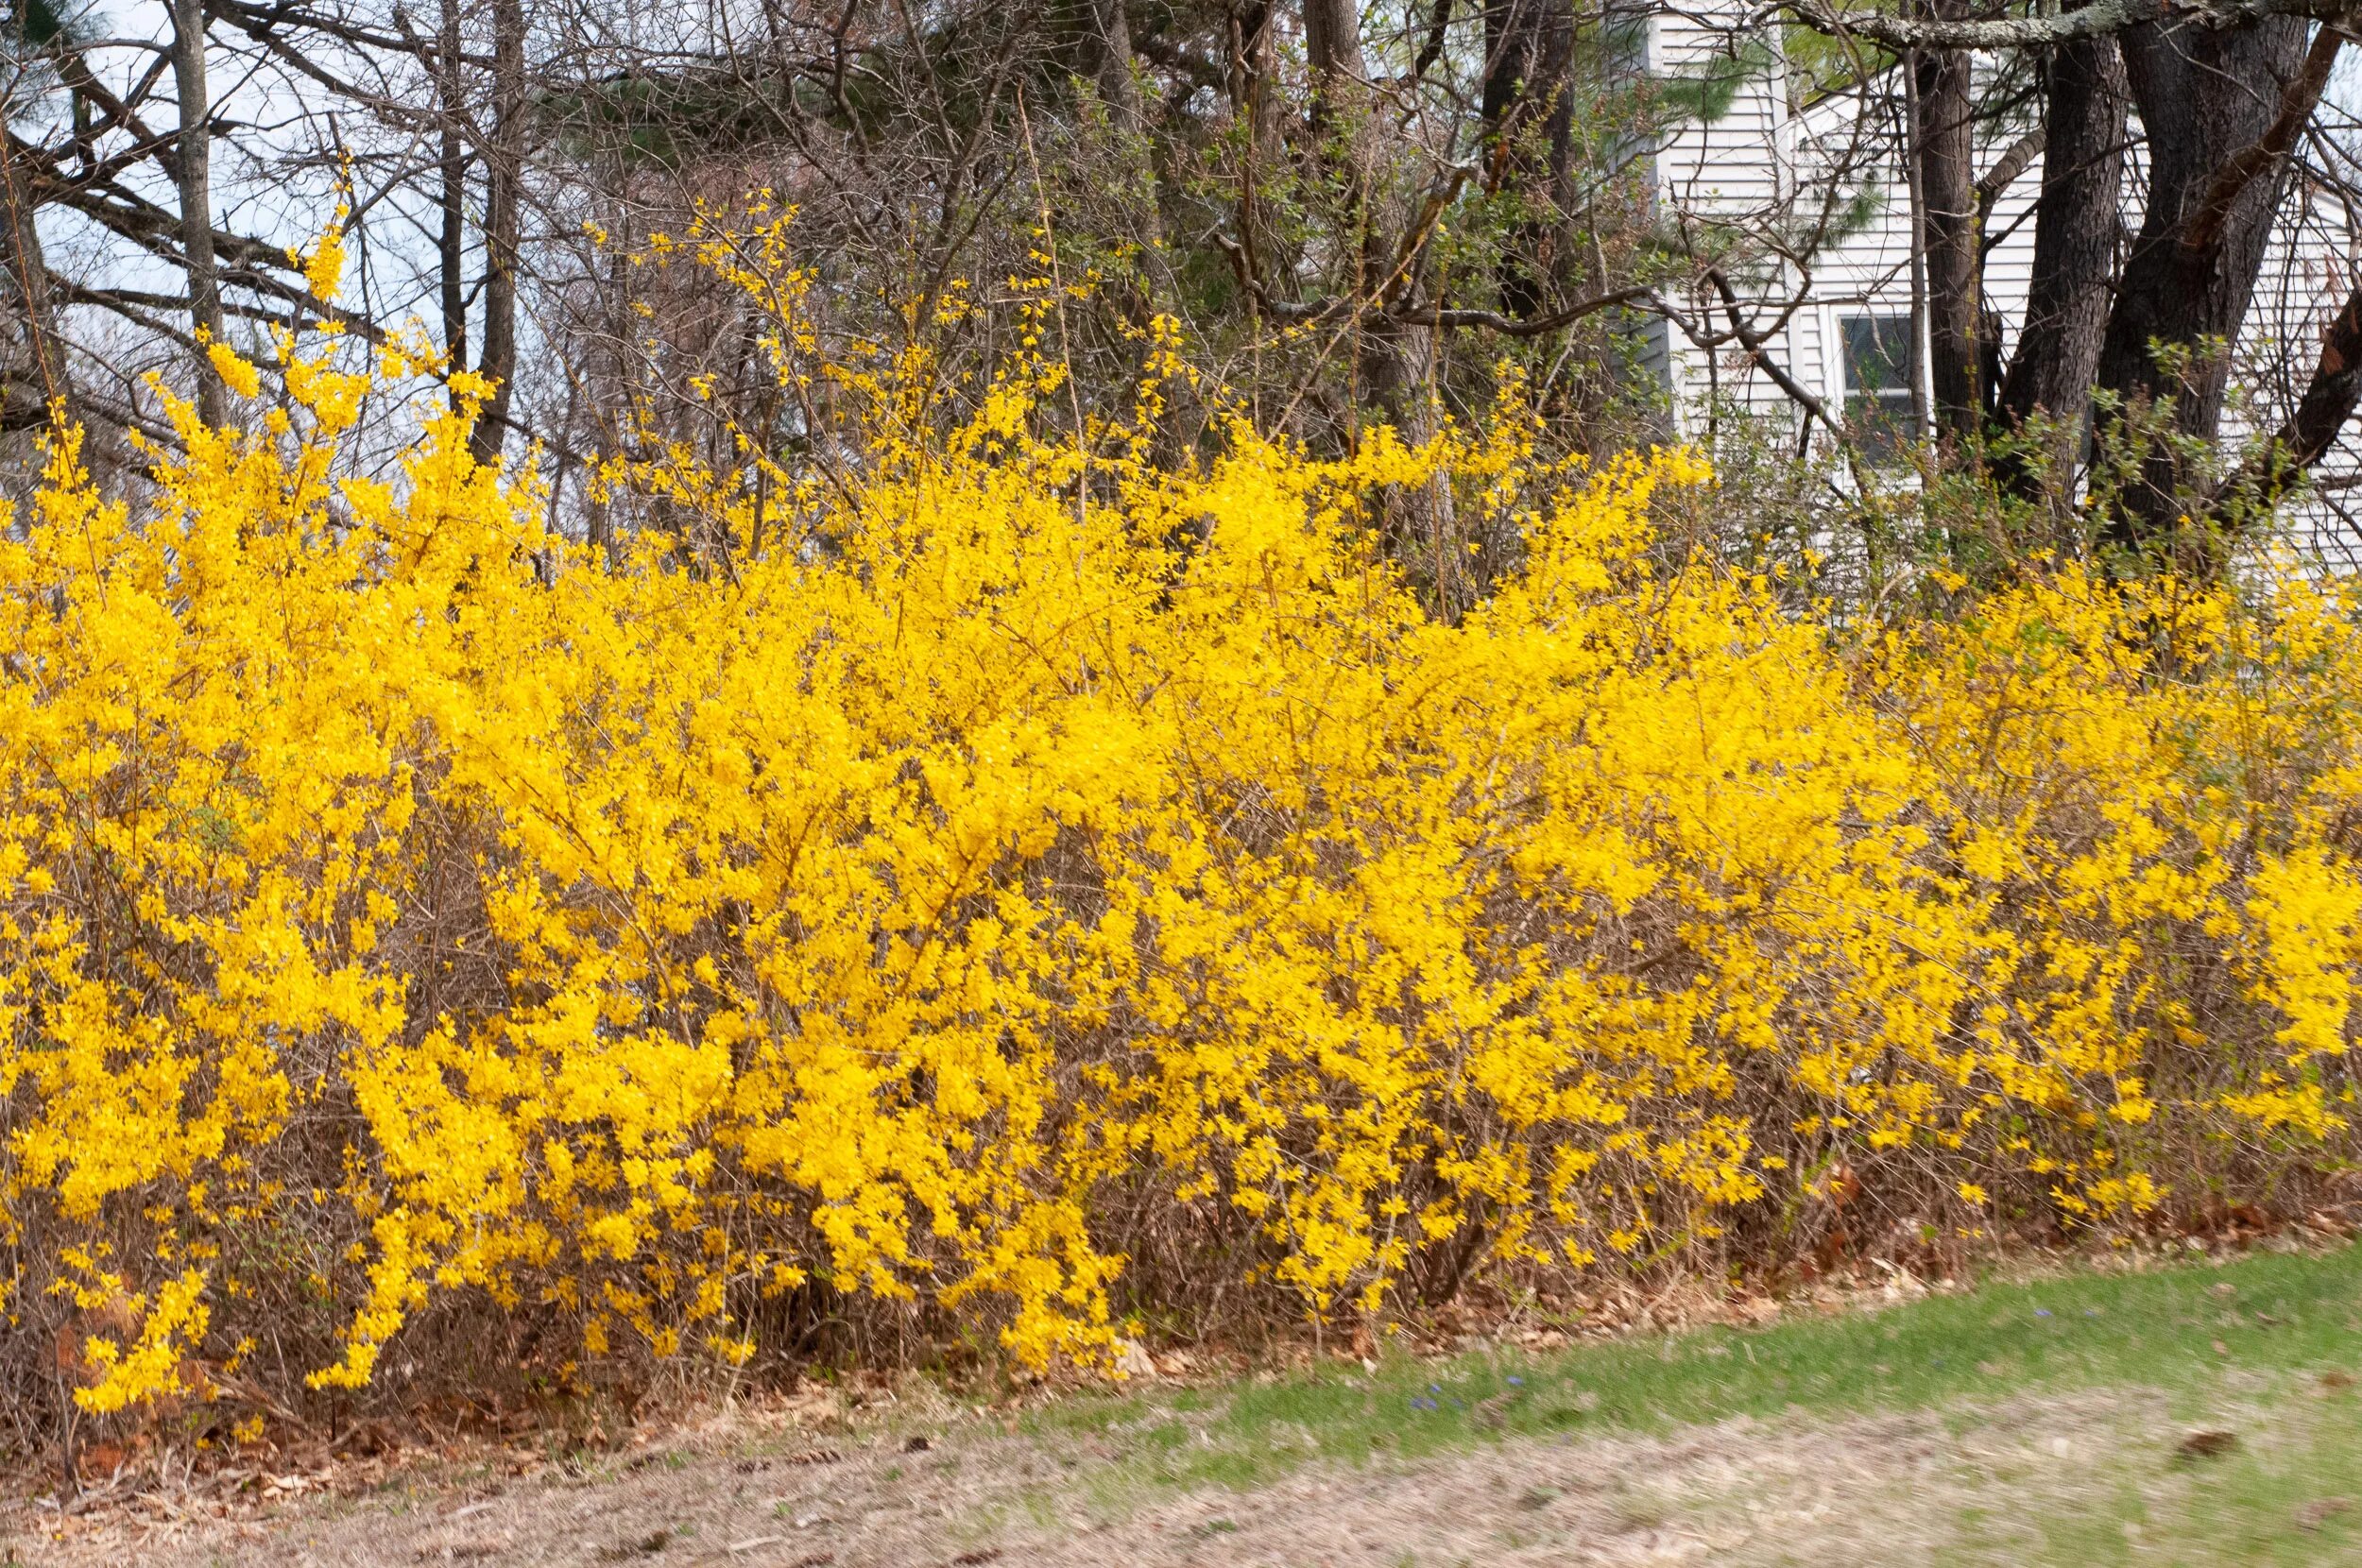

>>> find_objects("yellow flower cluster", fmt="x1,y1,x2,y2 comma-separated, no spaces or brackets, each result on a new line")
3,264,2359,1415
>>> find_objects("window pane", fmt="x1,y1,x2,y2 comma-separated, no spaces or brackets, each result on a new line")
1841,315,1912,395
1840,314,1915,461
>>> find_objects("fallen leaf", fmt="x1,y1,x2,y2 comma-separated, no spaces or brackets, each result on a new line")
2176,1430,2239,1461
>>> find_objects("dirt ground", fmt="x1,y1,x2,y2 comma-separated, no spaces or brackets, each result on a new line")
3,1376,2291,1568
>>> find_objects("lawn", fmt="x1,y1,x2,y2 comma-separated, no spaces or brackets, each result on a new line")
1016,1241,2362,1561
31,1240,2362,1566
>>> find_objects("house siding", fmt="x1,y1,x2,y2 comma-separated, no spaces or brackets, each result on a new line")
1642,9,2360,552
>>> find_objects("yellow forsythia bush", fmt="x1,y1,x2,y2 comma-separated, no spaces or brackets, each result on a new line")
4,246,2361,1419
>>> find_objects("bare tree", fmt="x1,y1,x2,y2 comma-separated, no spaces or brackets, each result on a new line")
5,0,2360,568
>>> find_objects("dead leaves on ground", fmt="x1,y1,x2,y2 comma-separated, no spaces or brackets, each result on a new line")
2174,1429,2240,1461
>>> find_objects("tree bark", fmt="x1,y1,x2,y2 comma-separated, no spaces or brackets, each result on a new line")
1915,9,1981,443
2273,282,2362,471
1997,34,2127,427
1224,0,1285,318
2095,11,2309,536
1482,0,1577,320
1994,33,2128,506
1798,0,2343,55
171,0,225,427
0,130,70,429
471,0,524,466
1301,0,1365,121
1303,0,1421,428
437,0,469,405
2178,24,2339,259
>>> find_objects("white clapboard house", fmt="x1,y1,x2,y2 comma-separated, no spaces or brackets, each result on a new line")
1630,5,2362,553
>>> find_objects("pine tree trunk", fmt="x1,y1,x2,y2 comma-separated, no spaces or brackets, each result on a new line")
2095,13,2309,539
1997,36,2128,434
1915,13,1981,446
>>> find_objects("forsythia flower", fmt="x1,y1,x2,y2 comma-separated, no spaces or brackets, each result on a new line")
3,230,2359,1418
302,219,348,301
207,341,263,399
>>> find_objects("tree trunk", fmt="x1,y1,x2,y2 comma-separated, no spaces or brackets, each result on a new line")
1300,0,1364,122
2271,281,2362,473
1482,0,1576,321
437,0,470,408
171,0,225,427
0,132,70,429
471,0,524,466
1915,13,1981,444
1996,35,2128,436
1088,0,1196,454
2095,12,2309,538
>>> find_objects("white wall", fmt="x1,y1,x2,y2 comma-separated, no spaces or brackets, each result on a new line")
1643,8,2362,554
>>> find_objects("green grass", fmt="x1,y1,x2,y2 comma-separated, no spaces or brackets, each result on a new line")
1929,1383,2362,1566
1023,1241,2362,1505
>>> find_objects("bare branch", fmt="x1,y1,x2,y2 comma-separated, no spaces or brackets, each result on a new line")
1975,124,2044,227
2181,21,2342,256
1789,0,2353,52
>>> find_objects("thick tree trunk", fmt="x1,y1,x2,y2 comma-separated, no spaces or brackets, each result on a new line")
1300,0,1364,123
471,0,524,466
2095,12,2309,537
1482,0,1576,321
1915,18,1981,444
171,0,225,427
1996,35,2128,436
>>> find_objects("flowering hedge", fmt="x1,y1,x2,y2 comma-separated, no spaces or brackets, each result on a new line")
5,262,2361,1422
